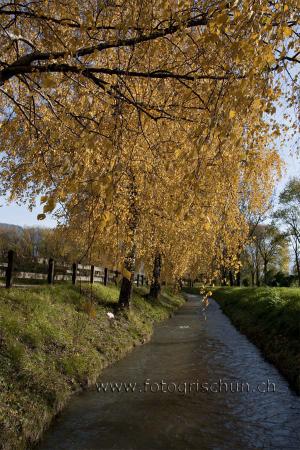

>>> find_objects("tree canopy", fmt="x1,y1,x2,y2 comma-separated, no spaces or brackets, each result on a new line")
0,0,299,303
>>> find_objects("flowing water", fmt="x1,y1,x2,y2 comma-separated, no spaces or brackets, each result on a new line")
38,295,300,450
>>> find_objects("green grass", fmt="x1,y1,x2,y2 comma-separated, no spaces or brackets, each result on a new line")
0,283,184,449
210,287,300,393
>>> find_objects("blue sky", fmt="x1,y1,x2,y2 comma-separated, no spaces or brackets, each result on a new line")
0,201,57,227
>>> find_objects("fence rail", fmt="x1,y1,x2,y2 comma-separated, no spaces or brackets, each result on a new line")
1,250,147,289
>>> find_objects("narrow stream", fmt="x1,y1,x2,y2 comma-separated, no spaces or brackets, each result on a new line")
38,295,300,450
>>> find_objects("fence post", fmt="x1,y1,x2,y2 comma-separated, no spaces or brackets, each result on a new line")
141,275,144,286
137,273,140,287
5,250,14,288
90,265,95,284
47,258,55,284
104,267,108,286
72,263,77,285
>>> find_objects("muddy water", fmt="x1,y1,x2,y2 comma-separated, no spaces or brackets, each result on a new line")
38,295,300,450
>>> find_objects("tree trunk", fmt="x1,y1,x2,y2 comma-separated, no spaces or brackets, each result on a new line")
251,271,255,287
235,251,242,286
229,270,234,286
236,271,241,287
118,245,136,307
296,256,300,287
221,266,227,286
149,253,162,299
263,260,268,285
255,248,260,286
256,266,260,286
295,241,300,287
255,259,260,286
178,278,183,290
118,171,138,308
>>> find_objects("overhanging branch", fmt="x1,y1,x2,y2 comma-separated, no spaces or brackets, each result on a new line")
0,13,209,85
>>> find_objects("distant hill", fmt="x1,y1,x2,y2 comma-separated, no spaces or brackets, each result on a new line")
0,223,23,233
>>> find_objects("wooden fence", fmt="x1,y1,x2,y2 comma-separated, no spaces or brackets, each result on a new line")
0,250,147,289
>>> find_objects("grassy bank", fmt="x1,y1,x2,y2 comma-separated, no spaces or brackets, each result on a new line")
0,284,184,449
210,287,300,394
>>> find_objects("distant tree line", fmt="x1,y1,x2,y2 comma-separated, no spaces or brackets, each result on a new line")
240,177,300,287
0,225,79,267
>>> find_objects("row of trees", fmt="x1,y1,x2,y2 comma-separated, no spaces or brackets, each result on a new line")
275,178,300,286
0,1,299,304
242,224,289,286
241,178,300,287
2,173,299,288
